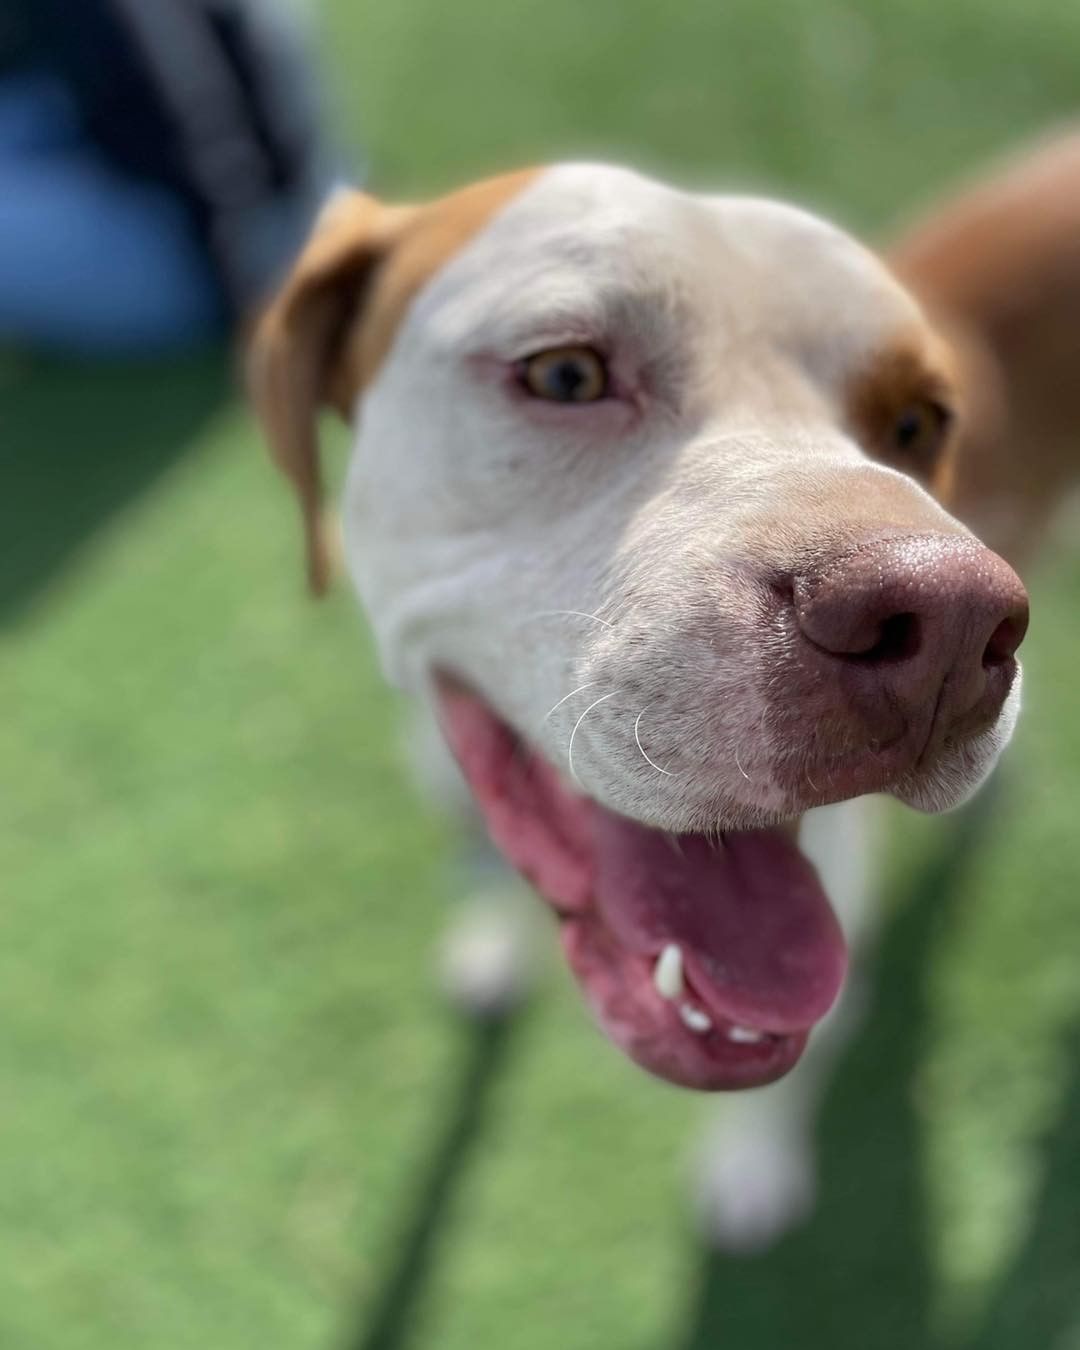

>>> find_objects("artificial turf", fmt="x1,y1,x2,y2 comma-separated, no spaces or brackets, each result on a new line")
3,2,1080,1346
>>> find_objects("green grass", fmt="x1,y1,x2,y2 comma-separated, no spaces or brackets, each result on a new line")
3,3,1080,1347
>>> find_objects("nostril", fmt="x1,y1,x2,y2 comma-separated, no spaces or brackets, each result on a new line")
983,613,1026,667
855,611,921,665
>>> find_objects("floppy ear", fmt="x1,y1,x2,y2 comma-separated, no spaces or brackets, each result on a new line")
246,190,416,595
249,167,538,591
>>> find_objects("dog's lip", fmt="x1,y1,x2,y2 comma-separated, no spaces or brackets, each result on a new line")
775,740,914,805
769,706,996,807
434,672,848,1091
559,915,808,1090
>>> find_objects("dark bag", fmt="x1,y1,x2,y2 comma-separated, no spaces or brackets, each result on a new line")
16,0,331,311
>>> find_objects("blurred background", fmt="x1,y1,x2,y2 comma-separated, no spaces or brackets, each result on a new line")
2,1,1080,1347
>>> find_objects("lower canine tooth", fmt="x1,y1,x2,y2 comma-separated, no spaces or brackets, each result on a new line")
679,1003,713,1033
653,943,684,1000
727,1025,765,1044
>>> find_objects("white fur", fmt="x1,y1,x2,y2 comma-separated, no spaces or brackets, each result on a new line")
327,164,1021,1245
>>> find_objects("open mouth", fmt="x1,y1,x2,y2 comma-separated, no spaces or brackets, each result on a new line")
436,676,848,1090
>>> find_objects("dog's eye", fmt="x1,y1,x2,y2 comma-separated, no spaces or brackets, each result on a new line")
893,399,951,461
520,347,608,403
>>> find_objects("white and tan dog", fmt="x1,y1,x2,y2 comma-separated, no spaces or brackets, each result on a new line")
249,134,1080,1246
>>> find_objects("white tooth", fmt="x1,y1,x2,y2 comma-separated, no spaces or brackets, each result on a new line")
726,1024,765,1044
653,943,684,1001
679,1003,713,1034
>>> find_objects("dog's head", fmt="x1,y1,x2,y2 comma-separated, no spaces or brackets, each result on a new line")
250,165,1028,1090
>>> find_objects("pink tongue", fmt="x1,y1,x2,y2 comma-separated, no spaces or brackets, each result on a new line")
589,815,848,1032
437,681,847,1035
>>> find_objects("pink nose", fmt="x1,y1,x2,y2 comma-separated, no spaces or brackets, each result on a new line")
793,533,1029,742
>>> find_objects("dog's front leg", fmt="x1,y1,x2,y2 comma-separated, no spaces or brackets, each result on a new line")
690,797,882,1252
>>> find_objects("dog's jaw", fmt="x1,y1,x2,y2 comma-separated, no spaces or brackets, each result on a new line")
435,676,848,1090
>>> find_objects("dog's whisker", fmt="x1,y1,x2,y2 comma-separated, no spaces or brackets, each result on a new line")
805,767,820,793
527,609,615,630
567,691,618,786
539,680,598,728
633,709,674,777
734,748,752,782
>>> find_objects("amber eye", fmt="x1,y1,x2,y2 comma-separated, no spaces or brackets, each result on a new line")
520,346,609,403
892,398,951,461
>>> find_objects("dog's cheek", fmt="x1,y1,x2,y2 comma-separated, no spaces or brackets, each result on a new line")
543,600,788,828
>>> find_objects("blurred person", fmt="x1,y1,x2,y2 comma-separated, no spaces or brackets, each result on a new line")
0,0,335,355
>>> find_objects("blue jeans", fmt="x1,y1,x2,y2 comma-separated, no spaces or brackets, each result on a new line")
0,72,225,355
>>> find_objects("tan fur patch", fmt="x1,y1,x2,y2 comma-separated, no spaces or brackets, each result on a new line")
744,457,969,573
844,327,960,498
329,169,540,411
888,130,1080,563
247,168,539,592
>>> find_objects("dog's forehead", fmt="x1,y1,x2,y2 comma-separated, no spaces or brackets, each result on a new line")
405,163,923,366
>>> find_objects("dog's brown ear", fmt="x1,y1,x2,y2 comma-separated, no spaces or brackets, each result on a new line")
247,190,417,595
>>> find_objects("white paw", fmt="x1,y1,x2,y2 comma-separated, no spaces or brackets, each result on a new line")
691,1123,816,1254
438,889,539,1019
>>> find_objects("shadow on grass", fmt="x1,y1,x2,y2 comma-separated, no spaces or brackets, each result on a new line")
338,790,1080,1350
342,1015,520,1350
674,785,1080,1350
0,352,228,624
968,1014,1080,1350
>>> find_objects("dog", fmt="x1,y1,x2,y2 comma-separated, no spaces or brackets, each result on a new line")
248,131,1080,1249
